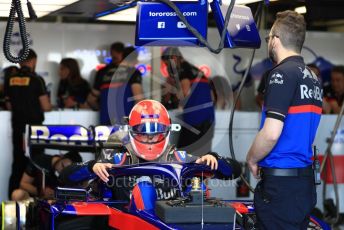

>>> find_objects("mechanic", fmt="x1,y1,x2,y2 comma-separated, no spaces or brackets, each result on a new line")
61,99,218,203
105,46,144,124
85,42,124,124
4,49,52,198
0,66,19,110
161,47,215,157
11,151,82,201
323,65,344,114
246,11,322,230
85,42,143,125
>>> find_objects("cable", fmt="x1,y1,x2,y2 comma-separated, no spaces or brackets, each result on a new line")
27,0,37,20
157,0,235,53
3,0,30,63
303,46,318,59
228,2,264,193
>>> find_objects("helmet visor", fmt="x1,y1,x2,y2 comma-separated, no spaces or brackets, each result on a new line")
131,122,169,134
130,122,169,144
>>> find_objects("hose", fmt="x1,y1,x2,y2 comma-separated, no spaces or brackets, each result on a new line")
228,2,264,193
3,0,30,63
157,0,235,53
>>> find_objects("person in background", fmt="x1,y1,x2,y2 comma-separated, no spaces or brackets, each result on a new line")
57,58,90,109
323,65,344,114
4,49,52,198
306,63,331,114
0,66,19,110
246,11,322,229
11,152,82,201
85,42,125,125
108,46,144,123
161,75,180,110
161,47,215,157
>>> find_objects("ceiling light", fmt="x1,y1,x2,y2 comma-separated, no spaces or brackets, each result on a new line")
0,0,79,18
294,6,307,14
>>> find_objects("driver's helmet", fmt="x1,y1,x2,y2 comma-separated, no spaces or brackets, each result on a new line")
128,100,171,161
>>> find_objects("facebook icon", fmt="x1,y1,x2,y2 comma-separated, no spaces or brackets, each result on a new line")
157,21,165,29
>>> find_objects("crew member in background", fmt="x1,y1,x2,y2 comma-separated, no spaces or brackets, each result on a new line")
161,47,215,157
106,46,144,124
323,65,344,114
0,66,19,110
246,11,322,229
4,49,52,198
11,151,82,201
57,58,90,109
85,42,124,125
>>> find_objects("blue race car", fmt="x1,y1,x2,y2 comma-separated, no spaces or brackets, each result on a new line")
1,124,330,230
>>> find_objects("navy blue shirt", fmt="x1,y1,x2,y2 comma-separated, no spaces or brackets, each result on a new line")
259,56,322,168
94,64,142,125
178,61,214,125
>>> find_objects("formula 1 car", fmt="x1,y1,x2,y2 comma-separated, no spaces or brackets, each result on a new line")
1,125,331,230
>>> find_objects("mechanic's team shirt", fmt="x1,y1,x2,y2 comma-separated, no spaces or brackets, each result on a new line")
178,61,215,126
4,67,48,124
94,64,142,125
57,78,90,108
259,56,322,168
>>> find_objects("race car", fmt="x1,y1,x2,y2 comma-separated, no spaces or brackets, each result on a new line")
1,124,331,230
